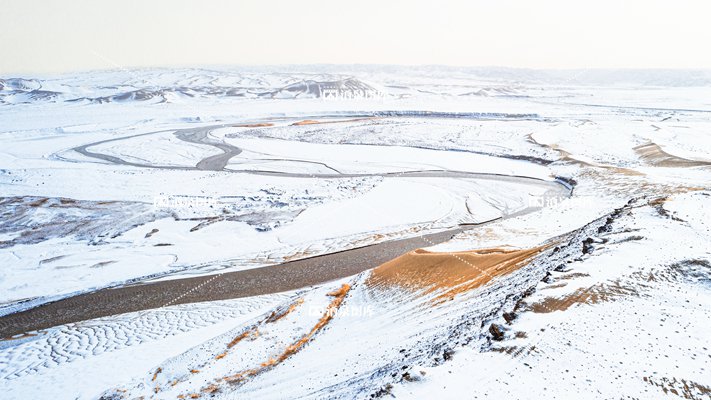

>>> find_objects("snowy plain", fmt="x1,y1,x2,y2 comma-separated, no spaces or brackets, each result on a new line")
1,66,710,399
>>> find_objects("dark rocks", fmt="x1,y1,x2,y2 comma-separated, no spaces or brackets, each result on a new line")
402,372,422,382
489,323,506,341
370,383,394,398
503,312,516,323
443,348,455,361
554,263,571,272
582,237,595,254
542,272,554,284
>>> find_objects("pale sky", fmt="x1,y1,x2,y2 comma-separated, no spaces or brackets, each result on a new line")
2,0,711,74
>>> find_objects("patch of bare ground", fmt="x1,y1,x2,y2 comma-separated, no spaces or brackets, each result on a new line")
151,367,162,381
176,284,352,398
525,279,642,313
290,117,374,126
220,285,349,384
577,169,704,199
557,272,591,280
225,328,259,350
637,259,711,285
530,132,711,197
644,376,711,400
539,282,568,290
489,345,538,358
144,228,159,238
611,234,645,244
232,123,274,128
291,119,321,126
634,142,711,168
264,298,304,323
526,245,709,313
366,246,548,303
526,255,710,315
527,132,644,175
103,287,349,399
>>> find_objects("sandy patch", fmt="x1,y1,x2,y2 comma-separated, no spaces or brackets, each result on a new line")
527,133,645,176
232,123,274,128
525,279,640,313
290,117,374,126
291,119,321,126
367,246,546,301
634,142,711,167
215,285,350,386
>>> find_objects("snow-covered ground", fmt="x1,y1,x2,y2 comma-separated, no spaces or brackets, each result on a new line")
393,192,711,400
1,66,710,399
1,293,292,399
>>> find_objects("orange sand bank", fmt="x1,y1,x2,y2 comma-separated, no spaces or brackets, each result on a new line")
367,247,546,301
290,117,374,126
232,123,274,128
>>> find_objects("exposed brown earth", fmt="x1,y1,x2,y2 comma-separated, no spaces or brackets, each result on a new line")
526,279,641,313
634,142,711,168
290,117,374,126
367,246,548,302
